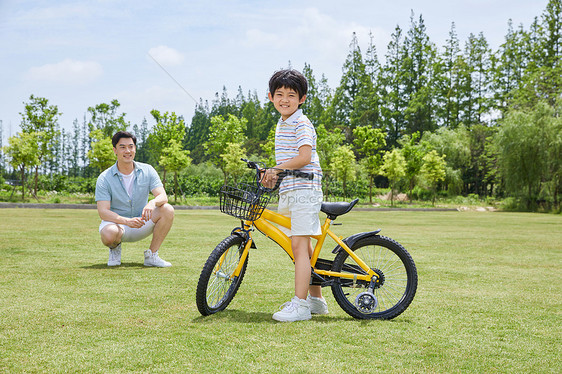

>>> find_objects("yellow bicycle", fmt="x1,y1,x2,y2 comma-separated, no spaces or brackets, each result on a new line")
196,159,417,319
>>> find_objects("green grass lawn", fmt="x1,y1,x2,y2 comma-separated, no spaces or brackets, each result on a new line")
0,208,560,373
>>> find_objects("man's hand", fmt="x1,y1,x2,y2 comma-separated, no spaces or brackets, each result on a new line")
125,217,146,228
142,200,156,222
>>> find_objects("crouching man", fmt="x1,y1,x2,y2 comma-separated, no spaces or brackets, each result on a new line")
95,131,174,267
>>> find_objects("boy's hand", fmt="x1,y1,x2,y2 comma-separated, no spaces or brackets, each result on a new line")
261,168,279,189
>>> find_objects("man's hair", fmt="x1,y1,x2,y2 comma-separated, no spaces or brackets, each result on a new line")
112,131,137,148
268,69,308,101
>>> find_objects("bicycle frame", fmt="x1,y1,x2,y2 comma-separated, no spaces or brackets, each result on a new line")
229,206,380,285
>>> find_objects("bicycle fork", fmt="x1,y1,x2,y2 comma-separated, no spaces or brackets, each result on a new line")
228,226,254,279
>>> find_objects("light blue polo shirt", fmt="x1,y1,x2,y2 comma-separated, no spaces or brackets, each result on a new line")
95,162,163,218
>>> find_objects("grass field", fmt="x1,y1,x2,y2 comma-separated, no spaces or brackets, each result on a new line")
0,208,560,373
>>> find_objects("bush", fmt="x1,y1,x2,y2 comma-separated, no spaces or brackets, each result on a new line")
411,186,432,201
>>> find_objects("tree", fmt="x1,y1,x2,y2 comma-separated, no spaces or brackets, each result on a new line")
402,12,438,137
492,20,531,113
437,23,463,128
379,25,407,146
352,125,386,202
19,95,61,196
495,102,550,209
399,132,426,202
463,32,494,126
204,114,247,182
159,139,191,203
3,132,41,200
380,149,406,206
331,145,357,197
328,32,369,133
186,101,212,163
350,32,381,130
316,123,345,172
132,118,151,163
423,126,471,194
87,129,115,172
420,150,447,206
220,143,248,183
149,110,186,189
87,99,129,138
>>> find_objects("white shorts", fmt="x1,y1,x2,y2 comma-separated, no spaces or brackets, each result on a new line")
277,189,323,237
99,220,155,243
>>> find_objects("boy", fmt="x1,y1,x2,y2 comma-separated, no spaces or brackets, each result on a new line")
263,69,328,322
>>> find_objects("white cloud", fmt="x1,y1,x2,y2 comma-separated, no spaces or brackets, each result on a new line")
25,59,103,84
148,45,185,66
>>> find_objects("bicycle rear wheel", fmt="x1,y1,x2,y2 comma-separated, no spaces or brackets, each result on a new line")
196,235,248,316
331,235,417,320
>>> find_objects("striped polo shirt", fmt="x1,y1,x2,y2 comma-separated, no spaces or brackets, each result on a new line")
275,109,323,193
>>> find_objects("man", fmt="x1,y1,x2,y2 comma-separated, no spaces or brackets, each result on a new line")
95,131,174,267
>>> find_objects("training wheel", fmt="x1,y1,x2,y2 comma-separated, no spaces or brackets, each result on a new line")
355,292,378,313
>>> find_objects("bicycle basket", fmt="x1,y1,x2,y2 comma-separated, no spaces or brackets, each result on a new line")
219,183,271,221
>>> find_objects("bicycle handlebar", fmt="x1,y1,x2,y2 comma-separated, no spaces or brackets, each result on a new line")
240,158,314,191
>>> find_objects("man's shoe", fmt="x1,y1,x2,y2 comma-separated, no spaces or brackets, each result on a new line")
108,244,122,266
144,250,172,267
307,295,329,315
272,296,311,322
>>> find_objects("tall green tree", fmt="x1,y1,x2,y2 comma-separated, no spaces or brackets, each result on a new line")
420,150,447,206
437,23,463,128
186,101,212,163
331,145,357,197
402,12,438,137
513,0,562,108
463,32,494,125
350,32,381,130
492,20,531,113
159,139,191,202
19,95,61,196
399,132,426,202
87,99,129,138
495,102,552,209
87,129,115,172
380,148,406,206
3,132,41,200
353,125,386,202
379,25,407,146
423,125,471,194
220,142,248,183
204,114,247,182
149,110,186,189
316,123,345,172
328,32,369,133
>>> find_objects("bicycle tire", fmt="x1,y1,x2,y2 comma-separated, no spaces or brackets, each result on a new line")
196,235,249,316
331,235,417,320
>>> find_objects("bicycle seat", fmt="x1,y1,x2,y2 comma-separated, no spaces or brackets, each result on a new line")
321,198,359,220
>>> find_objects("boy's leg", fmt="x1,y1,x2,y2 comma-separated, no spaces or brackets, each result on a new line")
292,235,312,300
147,203,174,253
307,239,323,298
292,236,322,298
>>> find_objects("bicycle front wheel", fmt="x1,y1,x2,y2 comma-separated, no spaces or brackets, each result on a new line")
196,235,248,316
331,235,417,320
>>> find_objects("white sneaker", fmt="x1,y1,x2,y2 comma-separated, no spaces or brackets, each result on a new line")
307,295,329,315
108,244,121,266
144,250,172,267
272,296,311,322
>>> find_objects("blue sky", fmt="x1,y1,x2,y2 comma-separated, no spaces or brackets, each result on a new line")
0,0,550,139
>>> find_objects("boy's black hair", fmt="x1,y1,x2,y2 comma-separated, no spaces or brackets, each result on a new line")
268,69,308,101
112,131,137,148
